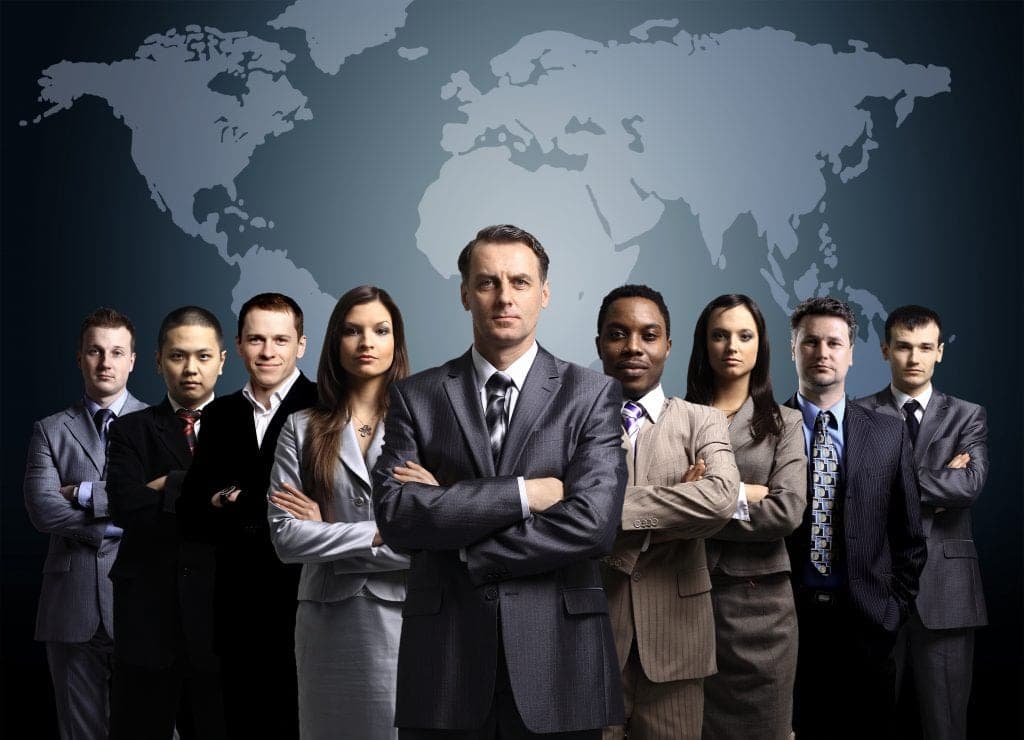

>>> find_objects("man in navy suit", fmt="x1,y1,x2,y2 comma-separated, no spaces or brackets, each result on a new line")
784,296,926,740
373,224,627,739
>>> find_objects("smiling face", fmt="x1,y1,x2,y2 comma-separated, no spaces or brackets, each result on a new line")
791,314,854,400
883,321,943,396
596,296,671,400
157,324,226,408
706,304,759,385
338,300,395,382
78,326,136,405
461,241,549,367
236,308,306,395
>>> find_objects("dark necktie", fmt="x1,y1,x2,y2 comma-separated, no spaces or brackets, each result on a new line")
902,399,921,446
621,401,644,437
811,411,838,576
484,372,512,463
93,407,115,443
176,408,201,455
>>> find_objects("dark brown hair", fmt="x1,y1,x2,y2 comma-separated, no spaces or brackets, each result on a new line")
789,296,857,344
884,304,942,344
79,307,136,351
457,224,549,281
236,293,304,339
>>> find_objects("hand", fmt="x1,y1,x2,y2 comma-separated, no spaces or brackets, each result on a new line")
210,486,241,509
391,461,439,486
270,483,323,522
946,452,970,469
372,530,384,547
525,477,563,513
744,484,770,504
147,476,168,491
60,485,77,502
681,459,706,483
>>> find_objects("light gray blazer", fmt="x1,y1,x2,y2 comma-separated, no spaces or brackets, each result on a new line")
268,411,408,603
23,393,148,643
856,387,988,629
705,399,807,578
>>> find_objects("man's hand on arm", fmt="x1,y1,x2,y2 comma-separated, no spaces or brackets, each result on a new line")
524,477,563,513
147,476,168,491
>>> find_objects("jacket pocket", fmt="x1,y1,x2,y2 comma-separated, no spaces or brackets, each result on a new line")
402,588,442,616
677,566,712,597
943,539,978,559
562,587,609,615
42,553,71,574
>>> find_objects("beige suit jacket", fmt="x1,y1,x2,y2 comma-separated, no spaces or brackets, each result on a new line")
601,397,740,683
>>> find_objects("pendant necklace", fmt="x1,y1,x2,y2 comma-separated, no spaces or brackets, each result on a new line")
352,411,379,438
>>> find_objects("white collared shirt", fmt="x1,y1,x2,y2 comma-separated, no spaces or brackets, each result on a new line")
242,368,301,447
622,384,666,447
890,383,932,424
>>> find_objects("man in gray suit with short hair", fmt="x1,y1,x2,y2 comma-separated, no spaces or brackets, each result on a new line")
373,224,628,739
24,307,147,739
857,304,988,740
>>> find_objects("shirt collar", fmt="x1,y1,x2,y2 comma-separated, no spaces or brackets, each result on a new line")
889,382,932,412
83,389,129,417
167,393,215,413
242,368,301,413
471,342,538,392
796,392,845,430
629,384,666,424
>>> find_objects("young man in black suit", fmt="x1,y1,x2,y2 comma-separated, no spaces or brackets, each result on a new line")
107,306,228,739
179,293,316,740
785,296,926,740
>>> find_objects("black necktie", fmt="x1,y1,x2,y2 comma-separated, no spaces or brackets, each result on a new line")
176,408,201,455
484,372,512,463
902,399,921,446
93,408,115,443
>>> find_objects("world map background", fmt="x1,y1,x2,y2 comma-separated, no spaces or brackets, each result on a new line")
2,2,1020,737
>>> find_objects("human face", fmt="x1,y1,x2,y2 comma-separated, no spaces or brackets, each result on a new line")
706,305,759,385
236,308,306,394
78,326,136,405
883,322,943,396
157,325,226,408
461,241,549,366
596,297,671,400
339,300,395,382
791,315,854,397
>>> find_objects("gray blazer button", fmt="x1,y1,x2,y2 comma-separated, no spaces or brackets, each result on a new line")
353,498,366,507
650,517,658,526
632,571,643,582
484,586,498,600
633,519,643,529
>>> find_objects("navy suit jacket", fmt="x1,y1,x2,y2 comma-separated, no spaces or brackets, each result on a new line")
372,346,627,733
784,394,927,631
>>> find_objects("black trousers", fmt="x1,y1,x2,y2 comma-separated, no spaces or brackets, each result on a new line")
793,589,900,740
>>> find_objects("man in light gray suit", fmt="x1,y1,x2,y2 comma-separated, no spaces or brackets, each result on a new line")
857,304,988,740
373,224,628,738
24,307,147,739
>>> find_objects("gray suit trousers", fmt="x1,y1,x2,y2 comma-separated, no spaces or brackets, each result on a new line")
46,624,114,740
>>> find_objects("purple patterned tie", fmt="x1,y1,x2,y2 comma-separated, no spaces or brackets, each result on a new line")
621,401,644,437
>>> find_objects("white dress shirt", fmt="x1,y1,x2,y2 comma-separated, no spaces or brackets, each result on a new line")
242,368,301,447
890,382,932,423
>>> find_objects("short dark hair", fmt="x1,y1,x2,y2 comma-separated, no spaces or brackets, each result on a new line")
79,307,136,351
789,296,857,343
237,293,304,339
157,306,223,351
457,224,549,281
596,284,671,338
884,304,943,344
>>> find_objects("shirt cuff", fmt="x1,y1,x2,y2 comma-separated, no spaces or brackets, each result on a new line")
103,523,124,538
516,476,530,519
731,482,751,521
76,481,94,509
640,532,652,553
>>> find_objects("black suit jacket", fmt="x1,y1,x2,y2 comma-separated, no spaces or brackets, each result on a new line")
178,373,316,649
372,347,627,733
107,399,217,670
784,394,927,631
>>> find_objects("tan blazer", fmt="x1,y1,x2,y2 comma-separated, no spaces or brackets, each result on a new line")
706,399,807,577
601,397,740,682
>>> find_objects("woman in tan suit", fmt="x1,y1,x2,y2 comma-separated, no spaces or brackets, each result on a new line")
685,294,806,740
268,285,411,740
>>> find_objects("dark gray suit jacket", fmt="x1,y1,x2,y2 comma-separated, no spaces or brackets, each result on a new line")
24,393,147,643
855,387,988,629
372,346,627,733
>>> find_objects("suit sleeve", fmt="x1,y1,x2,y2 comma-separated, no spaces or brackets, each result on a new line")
888,422,928,621
268,415,409,571
710,414,807,542
107,416,182,530
462,377,628,585
23,421,106,547
916,404,988,509
372,382,528,550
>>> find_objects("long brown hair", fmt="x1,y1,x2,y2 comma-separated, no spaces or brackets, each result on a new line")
304,286,410,520
685,294,783,441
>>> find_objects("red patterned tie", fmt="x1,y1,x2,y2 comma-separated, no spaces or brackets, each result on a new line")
176,408,201,455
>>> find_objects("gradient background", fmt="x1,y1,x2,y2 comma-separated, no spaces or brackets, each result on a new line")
2,2,1021,737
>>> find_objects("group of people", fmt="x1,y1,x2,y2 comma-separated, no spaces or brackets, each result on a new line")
24,224,987,740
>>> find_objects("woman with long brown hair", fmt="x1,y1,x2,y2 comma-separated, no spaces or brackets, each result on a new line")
686,294,806,740
268,285,411,740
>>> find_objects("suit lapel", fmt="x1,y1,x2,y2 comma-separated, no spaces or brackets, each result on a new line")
64,404,105,474
154,400,193,469
842,401,870,496
262,374,314,458
915,390,949,465
339,421,373,488
633,397,667,484
727,396,756,453
443,352,494,477
499,348,562,475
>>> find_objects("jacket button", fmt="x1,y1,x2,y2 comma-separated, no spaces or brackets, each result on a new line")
633,520,642,529
632,571,643,582
182,567,192,577
650,517,658,526
354,498,366,507
484,586,498,600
